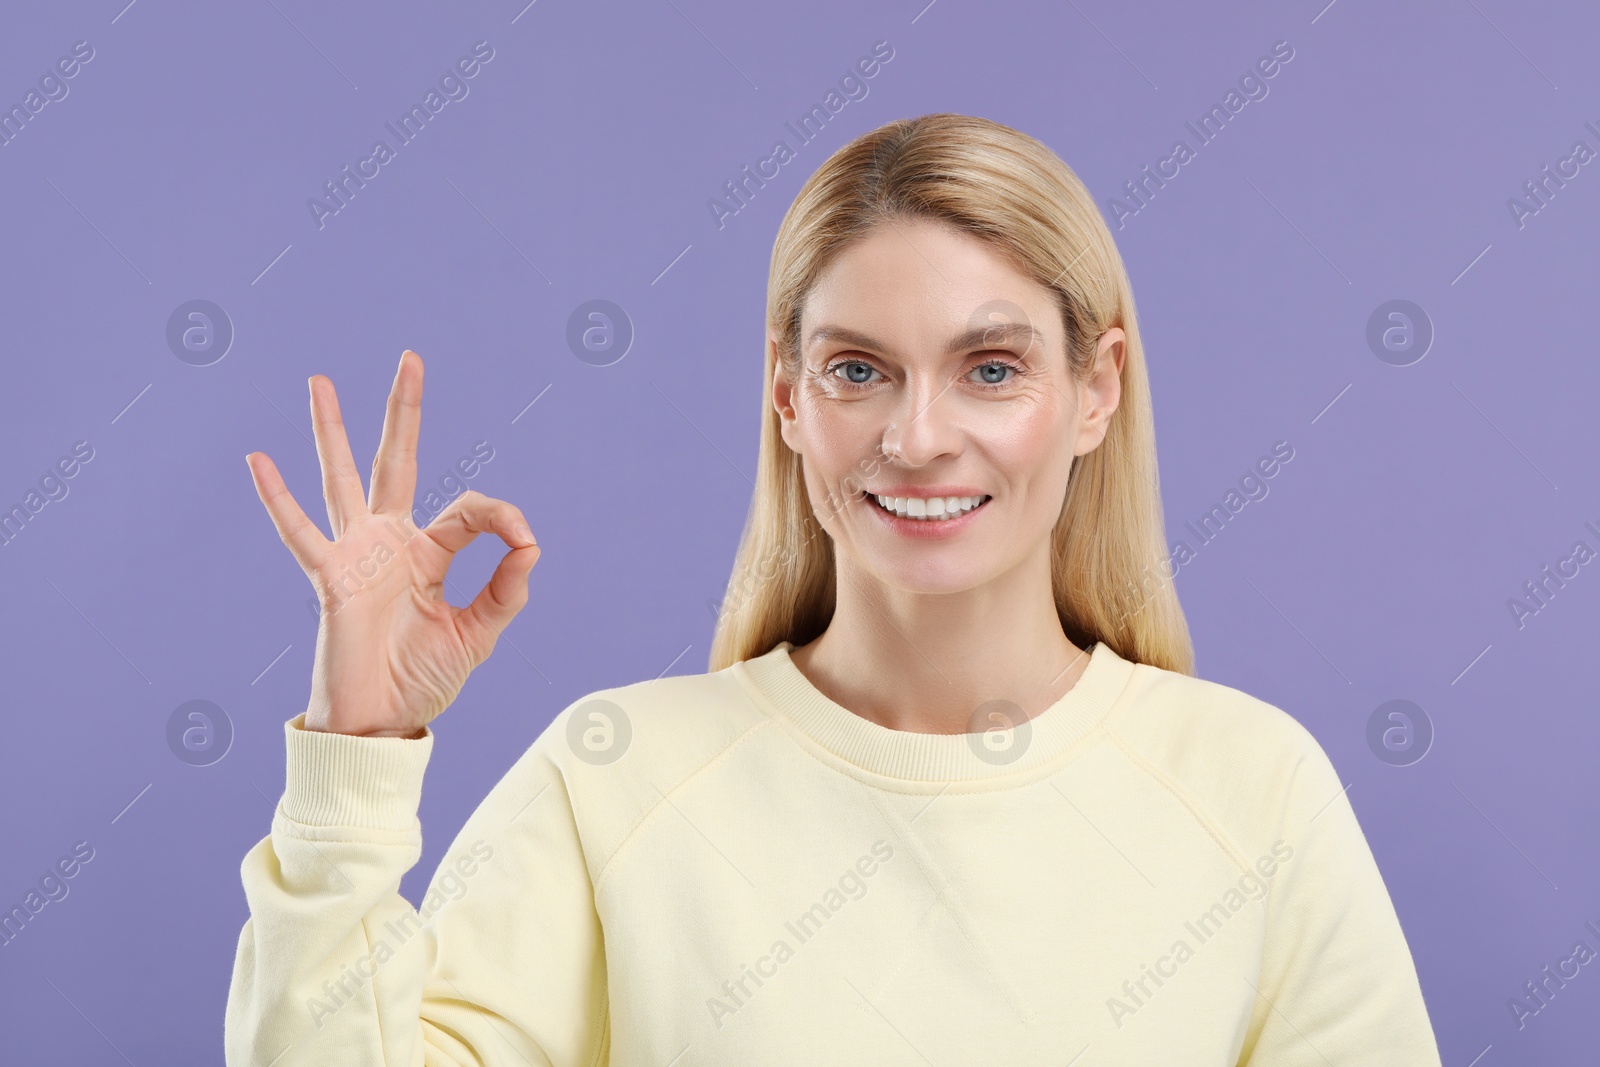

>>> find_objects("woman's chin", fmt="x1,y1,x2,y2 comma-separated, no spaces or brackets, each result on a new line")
850,553,992,596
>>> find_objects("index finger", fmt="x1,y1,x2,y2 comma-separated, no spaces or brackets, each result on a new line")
423,490,536,556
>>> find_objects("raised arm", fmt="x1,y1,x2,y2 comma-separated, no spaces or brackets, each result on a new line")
225,351,601,1065
226,706,608,1066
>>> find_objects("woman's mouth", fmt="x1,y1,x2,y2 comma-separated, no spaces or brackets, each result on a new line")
868,492,992,522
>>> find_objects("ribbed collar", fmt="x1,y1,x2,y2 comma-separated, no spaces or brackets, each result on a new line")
732,639,1136,785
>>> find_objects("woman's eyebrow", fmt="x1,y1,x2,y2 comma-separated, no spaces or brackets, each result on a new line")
805,322,1044,357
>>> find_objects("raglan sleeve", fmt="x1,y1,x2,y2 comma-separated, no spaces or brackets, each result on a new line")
224,710,609,1067
1235,726,1443,1066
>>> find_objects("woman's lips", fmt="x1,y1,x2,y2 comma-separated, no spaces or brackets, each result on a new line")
863,492,993,538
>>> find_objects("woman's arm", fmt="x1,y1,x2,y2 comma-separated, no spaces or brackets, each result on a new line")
225,710,607,1066
1237,733,1443,1066
228,350,574,1062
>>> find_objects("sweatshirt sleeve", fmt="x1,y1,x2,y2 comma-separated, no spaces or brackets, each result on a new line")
1236,730,1442,1066
224,712,609,1067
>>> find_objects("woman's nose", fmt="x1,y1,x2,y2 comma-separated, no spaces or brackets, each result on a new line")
880,383,962,465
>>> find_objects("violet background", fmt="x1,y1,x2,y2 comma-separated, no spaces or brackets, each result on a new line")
1,0,1596,1062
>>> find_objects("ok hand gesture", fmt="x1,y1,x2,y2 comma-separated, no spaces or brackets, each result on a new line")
244,351,540,737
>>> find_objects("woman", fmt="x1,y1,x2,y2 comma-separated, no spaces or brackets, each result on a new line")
226,114,1442,1064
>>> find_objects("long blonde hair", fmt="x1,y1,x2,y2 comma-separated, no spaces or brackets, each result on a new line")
708,113,1194,676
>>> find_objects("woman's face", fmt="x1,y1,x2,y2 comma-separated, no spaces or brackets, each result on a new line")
773,217,1124,595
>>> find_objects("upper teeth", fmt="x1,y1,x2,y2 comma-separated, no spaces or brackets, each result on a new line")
873,494,990,520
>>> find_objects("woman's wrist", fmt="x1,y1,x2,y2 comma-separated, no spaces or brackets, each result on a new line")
302,710,427,740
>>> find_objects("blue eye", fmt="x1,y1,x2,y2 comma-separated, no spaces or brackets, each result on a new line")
830,361,879,385
822,357,1024,391
967,359,1026,391
971,361,1016,387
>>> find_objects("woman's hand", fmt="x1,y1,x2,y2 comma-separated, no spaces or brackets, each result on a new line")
244,350,541,738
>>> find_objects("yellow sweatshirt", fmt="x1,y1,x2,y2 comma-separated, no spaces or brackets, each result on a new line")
225,639,1443,1065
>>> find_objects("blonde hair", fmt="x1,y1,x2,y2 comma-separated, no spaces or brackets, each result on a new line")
708,113,1194,676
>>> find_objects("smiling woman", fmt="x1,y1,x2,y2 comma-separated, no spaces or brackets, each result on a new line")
227,114,1444,1065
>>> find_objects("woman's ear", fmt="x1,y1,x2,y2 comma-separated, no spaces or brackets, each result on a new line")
1073,326,1125,456
771,334,803,455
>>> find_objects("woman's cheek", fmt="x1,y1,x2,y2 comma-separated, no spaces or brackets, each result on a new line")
807,410,874,482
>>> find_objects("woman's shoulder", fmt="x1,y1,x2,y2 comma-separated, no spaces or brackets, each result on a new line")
524,661,770,781
1110,658,1326,759
1105,658,1345,833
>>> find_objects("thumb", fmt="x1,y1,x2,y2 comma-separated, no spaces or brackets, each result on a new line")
455,541,541,663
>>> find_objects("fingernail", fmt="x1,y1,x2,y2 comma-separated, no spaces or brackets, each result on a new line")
515,523,535,544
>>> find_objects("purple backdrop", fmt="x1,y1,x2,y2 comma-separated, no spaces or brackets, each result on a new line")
1,0,1595,1062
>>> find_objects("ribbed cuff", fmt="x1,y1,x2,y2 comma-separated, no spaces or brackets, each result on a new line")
280,712,435,832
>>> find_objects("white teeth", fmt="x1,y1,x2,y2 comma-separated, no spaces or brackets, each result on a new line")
872,494,990,520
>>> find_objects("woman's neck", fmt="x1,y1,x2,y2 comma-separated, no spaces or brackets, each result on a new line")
788,556,1088,735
